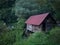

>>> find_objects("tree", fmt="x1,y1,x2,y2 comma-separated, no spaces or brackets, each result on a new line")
15,0,40,18
0,0,15,8
35,0,60,21
50,0,60,21
0,0,18,25
15,0,54,18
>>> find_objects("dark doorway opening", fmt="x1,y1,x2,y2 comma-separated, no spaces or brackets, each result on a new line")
42,22,46,31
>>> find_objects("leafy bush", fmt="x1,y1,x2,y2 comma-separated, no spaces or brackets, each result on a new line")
0,30,16,45
47,27,60,45
19,27,60,45
13,18,26,45
19,32,48,45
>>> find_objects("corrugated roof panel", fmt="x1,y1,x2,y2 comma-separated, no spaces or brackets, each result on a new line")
25,13,49,25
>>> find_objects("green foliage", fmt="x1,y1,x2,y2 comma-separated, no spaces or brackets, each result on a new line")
0,18,26,45
0,21,16,45
25,27,60,45
15,27,60,45
15,0,40,18
0,0,60,45
48,0,60,20
1,8,18,24
0,16,25,45
47,27,60,45
15,0,54,18
13,18,26,45
0,21,8,32
0,0,15,8
24,32,48,45
0,0,18,24
37,0,60,20
0,30,16,45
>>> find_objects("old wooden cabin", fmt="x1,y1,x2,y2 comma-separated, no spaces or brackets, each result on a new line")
25,13,56,33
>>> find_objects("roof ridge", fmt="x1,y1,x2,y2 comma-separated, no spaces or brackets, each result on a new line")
30,13,49,17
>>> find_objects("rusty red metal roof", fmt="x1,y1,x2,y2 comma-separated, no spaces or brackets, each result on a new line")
25,13,49,25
